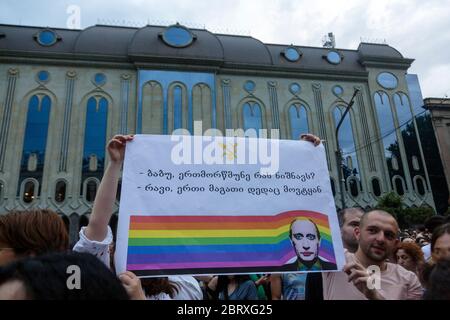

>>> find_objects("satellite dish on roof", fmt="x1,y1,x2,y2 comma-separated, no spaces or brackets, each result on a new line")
322,32,335,48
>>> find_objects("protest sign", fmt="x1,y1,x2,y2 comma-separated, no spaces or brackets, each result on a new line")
115,134,344,277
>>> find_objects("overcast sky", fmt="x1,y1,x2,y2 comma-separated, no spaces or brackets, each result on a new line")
1,0,449,98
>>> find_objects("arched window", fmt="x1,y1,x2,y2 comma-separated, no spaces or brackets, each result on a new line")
85,179,98,203
18,95,51,196
393,177,405,196
348,178,359,198
289,104,309,140
243,102,262,137
371,178,382,197
374,92,405,183
414,176,426,197
82,97,108,186
173,85,183,130
333,106,360,180
22,179,37,203
55,180,67,203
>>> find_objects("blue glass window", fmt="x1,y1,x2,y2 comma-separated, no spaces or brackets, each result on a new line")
161,25,194,48
36,30,57,46
405,74,425,116
93,73,107,86
283,47,301,62
37,70,49,83
289,83,301,95
332,85,343,96
243,102,262,137
289,104,309,140
173,86,183,130
377,72,398,89
326,51,341,64
244,81,256,93
137,70,216,135
374,92,405,183
18,95,51,193
393,92,426,185
333,106,360,180
82,97,108,181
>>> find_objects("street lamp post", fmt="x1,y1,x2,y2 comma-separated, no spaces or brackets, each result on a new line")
335,88,360,210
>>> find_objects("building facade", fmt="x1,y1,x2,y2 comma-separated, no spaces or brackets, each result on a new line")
0,23,437,242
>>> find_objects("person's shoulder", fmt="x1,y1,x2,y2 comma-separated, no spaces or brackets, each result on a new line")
421,244,431,254
388,262,419,283
241,279,257,288
343,249,357,262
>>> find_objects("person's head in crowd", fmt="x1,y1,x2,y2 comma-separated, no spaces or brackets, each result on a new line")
354,210,399,265
0,251,129,300
416,236,430,247
402,237,415,244
215,275,255,300
425,216,446,234
417,225,426,234
140,277,179,299
423,258,450,300
394,242,425,274
431,223,450,262
338,207,364,253
0,209,69,266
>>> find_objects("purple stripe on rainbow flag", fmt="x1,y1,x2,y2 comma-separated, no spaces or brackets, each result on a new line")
127,251,296,271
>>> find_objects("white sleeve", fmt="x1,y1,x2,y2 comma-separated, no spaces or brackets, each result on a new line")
72,226,113,269
168,275,203,300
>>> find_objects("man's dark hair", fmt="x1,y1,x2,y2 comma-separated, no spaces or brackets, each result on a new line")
424,215,446,234
289,218,321,240
359,210,398,231
431,223,450,253
423,258,450,300
0,252,129,300
337,207,365,228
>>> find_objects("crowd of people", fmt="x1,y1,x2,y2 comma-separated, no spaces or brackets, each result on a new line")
1,134,449,300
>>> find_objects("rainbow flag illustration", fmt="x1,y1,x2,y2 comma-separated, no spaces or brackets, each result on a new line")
127,210,336,276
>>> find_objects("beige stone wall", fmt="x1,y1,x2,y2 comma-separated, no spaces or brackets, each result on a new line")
0,63,137,220
0,62,437,243
425,99,450,196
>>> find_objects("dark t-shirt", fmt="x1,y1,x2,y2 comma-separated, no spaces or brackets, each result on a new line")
219,280,258,300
